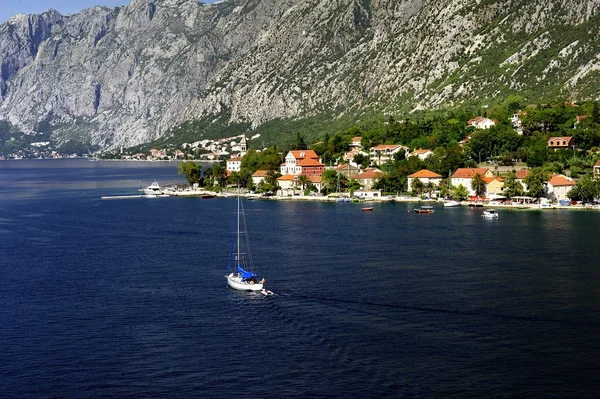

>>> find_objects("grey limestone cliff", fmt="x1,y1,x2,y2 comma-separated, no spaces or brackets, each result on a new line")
1,0,600,149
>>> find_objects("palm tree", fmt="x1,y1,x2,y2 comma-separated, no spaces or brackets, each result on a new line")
296,174,310,191
471,173,487,198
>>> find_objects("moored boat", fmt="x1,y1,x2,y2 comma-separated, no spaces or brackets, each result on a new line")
443,200,461,207
141,181,162,195
361,207,374,211
414,205,435,214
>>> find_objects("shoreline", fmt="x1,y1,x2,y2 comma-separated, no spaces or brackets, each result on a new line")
164,189,600,211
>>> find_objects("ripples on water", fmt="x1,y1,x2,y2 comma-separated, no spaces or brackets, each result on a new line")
0,160,598,397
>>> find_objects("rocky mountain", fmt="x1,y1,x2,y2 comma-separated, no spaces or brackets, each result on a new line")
1,0,600,149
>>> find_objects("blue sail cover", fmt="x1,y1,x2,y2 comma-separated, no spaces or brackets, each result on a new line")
237,265,257,280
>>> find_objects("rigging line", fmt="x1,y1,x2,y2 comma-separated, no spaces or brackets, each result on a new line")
287,293,600,329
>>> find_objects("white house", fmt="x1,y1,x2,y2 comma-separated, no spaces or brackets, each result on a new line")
407,169,443,192
451,168,494,196
369,144,409,166
514,169,530,192
354,189,382,199
547,174,575,202
408,149,434,160
226,157,242,172
252,170,269,186
467,116,497,129
511,111,527,135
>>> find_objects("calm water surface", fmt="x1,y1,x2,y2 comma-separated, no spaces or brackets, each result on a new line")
0,159,598,398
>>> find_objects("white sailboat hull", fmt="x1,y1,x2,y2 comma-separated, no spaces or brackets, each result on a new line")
226,273,264,291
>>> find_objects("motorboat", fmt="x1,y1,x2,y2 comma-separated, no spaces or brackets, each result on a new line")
482,209,499,218
414,205,435,214
141,181,162,195
361,207,374,211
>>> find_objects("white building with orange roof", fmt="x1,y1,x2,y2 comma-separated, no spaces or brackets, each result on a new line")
280,150,324,176
350,136,363,148
547,136,573,150
514,169,530,191
369,144,409,165
342,148,368,167
277,174,297,195
252,170,269,186
408,149,434,160
353,167,383,190
407,169,443,192
547,174,575,202
451,168,494,196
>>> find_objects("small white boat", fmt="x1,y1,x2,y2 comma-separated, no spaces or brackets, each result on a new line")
482,209,499,218
226,193,265,292
444,200,461,207
141,181,162,195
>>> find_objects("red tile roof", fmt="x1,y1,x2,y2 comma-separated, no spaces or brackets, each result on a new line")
547,137,573,147
515,169,530,179
408,169,442,179
452,168,490,178
594,160,600,167
548,175,575,186
354,169,383,179
277,174,296,181
252,170,269,177
482,176,504,184
371,144,403,150
289,150,319,160
297,157,324,167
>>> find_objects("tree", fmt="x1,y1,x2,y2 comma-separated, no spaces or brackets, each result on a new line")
524,168,548,199
471,173,487,197
451,184,469,200
567,174,599,202
177,161,202,185
503,172,524,198
353,153,370,169
412,178,424,195
293,132,307,150
592,101,600,124
321,169,339,194
296,174,310,191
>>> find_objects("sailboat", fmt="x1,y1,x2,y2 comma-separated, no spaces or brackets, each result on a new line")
226,192,265,291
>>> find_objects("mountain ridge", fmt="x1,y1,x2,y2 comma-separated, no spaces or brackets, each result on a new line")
1,0,600,149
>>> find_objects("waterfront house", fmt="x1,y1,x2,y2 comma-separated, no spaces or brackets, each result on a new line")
354,189,382,199
252,170,269,186
547,174,575,202
594,160,600,180
515,169,531,192
408,149,434,160
369,144,409,166
226,157,242,172
547,136,573,150
467,116,497,129
280,150,325,176
277,174,297,196
407,169,443,192
451,168,494,196
483,176,505,196
353,168,384,190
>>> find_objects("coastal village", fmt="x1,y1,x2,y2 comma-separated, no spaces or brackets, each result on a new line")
145,110,600,210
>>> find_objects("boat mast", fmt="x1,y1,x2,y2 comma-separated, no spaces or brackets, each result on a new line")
237,189,240,272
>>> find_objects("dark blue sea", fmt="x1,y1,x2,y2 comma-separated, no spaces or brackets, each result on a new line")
0,159,598,398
